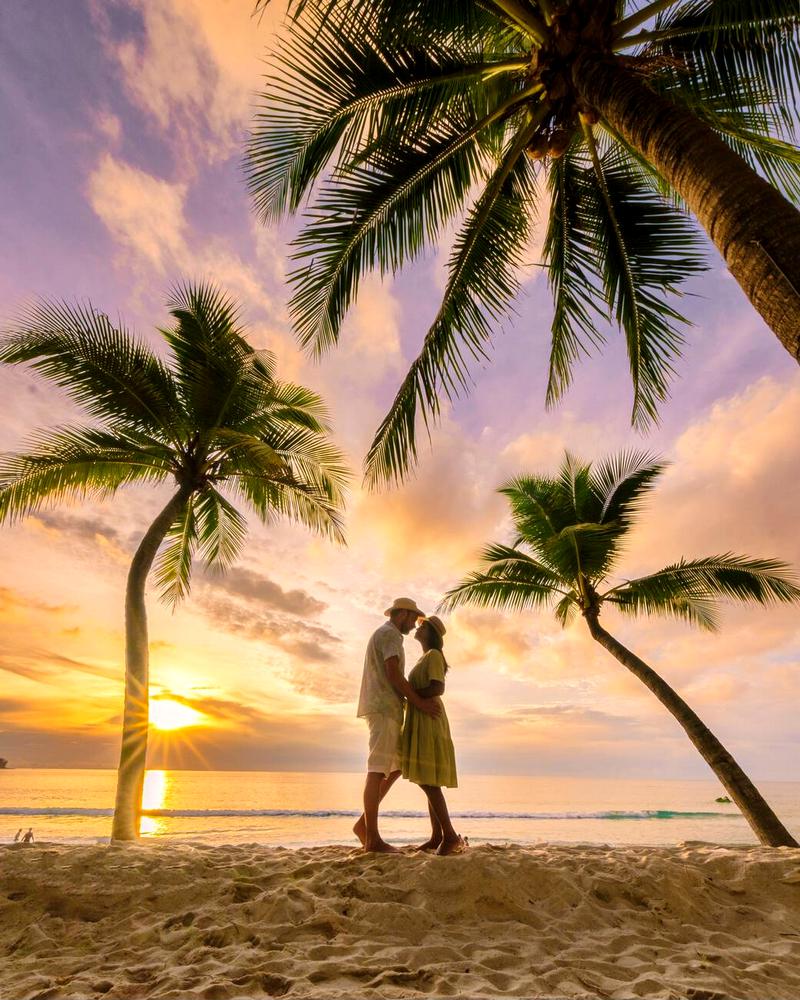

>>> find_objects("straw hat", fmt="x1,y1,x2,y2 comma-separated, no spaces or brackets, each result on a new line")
419,615,446,638
384,597,426,617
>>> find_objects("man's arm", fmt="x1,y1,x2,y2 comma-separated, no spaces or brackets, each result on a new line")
384,657,441,717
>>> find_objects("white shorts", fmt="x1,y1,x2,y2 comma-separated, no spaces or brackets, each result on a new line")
365,714,402,776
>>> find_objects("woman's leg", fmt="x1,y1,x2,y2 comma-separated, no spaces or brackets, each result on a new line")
421,785,465,855
416,800,443,851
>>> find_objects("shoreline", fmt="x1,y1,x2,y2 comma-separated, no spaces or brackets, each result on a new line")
3,842,800,999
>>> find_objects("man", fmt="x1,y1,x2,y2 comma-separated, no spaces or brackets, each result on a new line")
354,597,441,853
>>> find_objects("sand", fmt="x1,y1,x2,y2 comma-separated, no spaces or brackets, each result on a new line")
1,841,799,1000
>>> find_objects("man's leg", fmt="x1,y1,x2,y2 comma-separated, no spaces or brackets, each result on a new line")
362,770,401,853
354,769,400,846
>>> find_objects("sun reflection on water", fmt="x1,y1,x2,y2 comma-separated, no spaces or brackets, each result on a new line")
140,769,169,837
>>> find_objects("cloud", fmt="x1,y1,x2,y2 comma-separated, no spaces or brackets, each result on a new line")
93,108,122,144
94,0,275,166
87,153,188,273
199,594,339,663
624,375,800,574
349,417,508,580
0,647,118,687
33,509,130,549
0,587,74,620
312,274,407,454
85,150,288,351
202,565,326,617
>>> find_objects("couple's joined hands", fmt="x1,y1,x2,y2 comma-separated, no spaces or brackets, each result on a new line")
415,695,442,718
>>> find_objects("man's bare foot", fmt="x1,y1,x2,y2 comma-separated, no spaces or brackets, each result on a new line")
436,834,467,856
353,815,366,846
415,837,442,852
364,837,400,854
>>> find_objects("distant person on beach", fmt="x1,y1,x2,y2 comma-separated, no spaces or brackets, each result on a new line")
355,597,441,853
13,829,22,842
402,616,465,855
21,828,34,843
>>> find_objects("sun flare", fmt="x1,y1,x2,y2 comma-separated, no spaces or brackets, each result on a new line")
150,699,207,731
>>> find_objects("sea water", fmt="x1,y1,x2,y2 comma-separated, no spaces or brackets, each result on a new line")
1,769,798,847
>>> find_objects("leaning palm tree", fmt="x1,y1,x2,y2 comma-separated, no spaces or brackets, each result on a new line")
247,0,800,483
0,283,349,841
441,450,799,847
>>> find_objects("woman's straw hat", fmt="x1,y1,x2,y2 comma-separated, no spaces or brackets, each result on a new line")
384,597,426,617
419,614,446,638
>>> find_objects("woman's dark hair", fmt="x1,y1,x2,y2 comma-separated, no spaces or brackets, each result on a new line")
423,621,449,674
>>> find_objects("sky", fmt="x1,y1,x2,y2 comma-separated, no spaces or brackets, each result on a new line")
0,0,798,780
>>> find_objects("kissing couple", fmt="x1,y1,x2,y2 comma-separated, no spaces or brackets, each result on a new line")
354,597,466,855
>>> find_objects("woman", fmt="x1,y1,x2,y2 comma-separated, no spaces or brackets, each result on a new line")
401,615,465,855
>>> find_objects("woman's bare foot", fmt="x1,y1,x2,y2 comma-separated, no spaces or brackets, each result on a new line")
436,834,467,856
364,837,400,854
353,816,367,846
415,837,442,852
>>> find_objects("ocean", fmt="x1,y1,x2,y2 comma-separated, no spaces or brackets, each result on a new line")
2,769,798,847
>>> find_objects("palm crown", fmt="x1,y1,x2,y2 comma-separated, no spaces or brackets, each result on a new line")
247,0,800,483
440,450,800,627
0,283,349,604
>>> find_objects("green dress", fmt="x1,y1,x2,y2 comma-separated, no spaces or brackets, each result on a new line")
401,650,458,788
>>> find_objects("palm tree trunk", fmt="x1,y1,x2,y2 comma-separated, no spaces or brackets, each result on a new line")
111,486,192,841
572,52,800,362
583,610,798,848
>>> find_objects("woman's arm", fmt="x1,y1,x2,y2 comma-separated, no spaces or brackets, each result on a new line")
415,680,445,699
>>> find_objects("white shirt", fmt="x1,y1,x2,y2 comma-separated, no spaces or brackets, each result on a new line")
357,621,405,721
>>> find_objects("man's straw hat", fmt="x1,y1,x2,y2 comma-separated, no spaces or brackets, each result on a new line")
384,597,426,617
419,615,446,638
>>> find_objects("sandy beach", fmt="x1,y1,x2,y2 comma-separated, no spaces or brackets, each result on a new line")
1,842,799,1000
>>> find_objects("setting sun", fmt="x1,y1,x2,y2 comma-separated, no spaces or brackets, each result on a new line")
150,699,207,731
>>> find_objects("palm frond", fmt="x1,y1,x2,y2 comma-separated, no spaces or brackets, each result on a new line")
364,117,542,486
650,0,800,122
282,0,528,48
591,449,667,527
581,129,707,426
606,553,800,630
439,570,557,614
544,144,608,406
607,582,721,629
194,486,248,571
500,474,564,555
230,464,347,544
262,425,351,497
246,4,526,220
154,500,197,608
544,521,622,583
1,300,181,437
208,429,288,476
246,381,332,434
648,65,800,201
553,591,580,626
288,79,545,358
557,450,596,522
0,427,173,525
163,282,278,432
478,541,570,590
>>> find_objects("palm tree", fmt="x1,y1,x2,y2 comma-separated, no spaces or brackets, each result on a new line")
0,283,349,841
440,450,800,847
247,0,800,484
